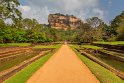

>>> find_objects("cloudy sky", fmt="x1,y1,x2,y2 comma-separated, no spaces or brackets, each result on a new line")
19,0,124,24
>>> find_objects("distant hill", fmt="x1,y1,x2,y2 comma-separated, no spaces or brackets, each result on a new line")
48,13,82,30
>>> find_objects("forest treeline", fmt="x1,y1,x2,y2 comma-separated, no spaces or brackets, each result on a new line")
0,0,124,43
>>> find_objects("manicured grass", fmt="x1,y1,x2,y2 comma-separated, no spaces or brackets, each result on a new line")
79,44,124,72
0,52,37,72
34,44,61,49
70,44,124,83
81,45,103,50
0,43,31,47
4,45,61,83
94,53,124,72
94,41,124,45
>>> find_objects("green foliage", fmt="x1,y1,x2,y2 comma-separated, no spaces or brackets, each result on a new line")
0,19,6,42
1,26,13,43
76,23,94,43
0,0,22,21
0,0,124,43
86,17,103,28
34,44,62,49
111,11,124,39
116,26,124,41
76,17,109,43
14,30,27,42
94,41,124,45
111,11,124,29
0,43,31,47
0,18,55,43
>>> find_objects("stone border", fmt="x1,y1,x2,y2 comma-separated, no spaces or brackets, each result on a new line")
0,49,54,82
92,43,124,53
75,48,124,80
98,50,124,62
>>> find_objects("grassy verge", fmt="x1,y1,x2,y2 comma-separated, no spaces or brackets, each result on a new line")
4,44,61,83
70,44,124,83
33,44,61,49
93,41,124,45
78,44,124,73
0,43,31,47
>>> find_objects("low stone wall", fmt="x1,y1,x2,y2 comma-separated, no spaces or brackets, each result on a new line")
0,49,55,82
75,48,124,80
105,48,124,54
80,51,124,80
92,43,124,53
98,50,124,62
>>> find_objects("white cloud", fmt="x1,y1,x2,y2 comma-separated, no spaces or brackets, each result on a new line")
19,0,106,24
19,5,50,23
19,5,31,12
92,8,105,19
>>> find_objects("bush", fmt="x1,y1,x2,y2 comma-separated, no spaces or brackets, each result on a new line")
116,26,124,41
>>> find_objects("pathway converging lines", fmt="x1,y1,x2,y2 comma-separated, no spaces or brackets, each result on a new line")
27,45,99,83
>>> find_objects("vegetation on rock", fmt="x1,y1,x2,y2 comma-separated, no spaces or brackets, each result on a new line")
0,1,124,43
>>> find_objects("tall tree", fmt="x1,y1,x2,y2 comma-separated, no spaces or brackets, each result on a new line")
0,19,6,43
86,17,105,41
116,26,124,41
111,11,124,28
86,17,103,28
0,0,22,22
111,11,124,36
77,23,94,43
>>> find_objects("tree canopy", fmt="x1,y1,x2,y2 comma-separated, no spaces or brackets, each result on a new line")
0,0,124,43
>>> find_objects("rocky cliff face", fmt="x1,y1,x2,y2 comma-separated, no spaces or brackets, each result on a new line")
48,13,82,30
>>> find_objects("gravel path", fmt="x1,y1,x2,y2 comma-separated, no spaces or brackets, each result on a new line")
27,45,99,83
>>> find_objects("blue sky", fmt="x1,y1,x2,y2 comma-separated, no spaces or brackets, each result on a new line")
19,0,124,24
100,0,124,23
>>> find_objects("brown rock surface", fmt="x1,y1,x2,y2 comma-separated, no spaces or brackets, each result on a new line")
48,13,82,30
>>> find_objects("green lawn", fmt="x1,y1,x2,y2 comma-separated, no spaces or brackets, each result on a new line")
81,45,103,50
93,53,124,72
0,43,31,47
0,52,38,72
33,44,61,49
4,44,61,83
93,41,124,45
79,44,124,73
70,44,124,83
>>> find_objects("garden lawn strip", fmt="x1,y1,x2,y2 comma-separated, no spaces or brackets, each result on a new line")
70,44,124,83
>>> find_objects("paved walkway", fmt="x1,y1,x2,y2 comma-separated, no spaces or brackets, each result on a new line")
27,45,99,83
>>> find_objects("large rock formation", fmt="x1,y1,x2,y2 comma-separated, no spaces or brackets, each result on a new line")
48,13,82,30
